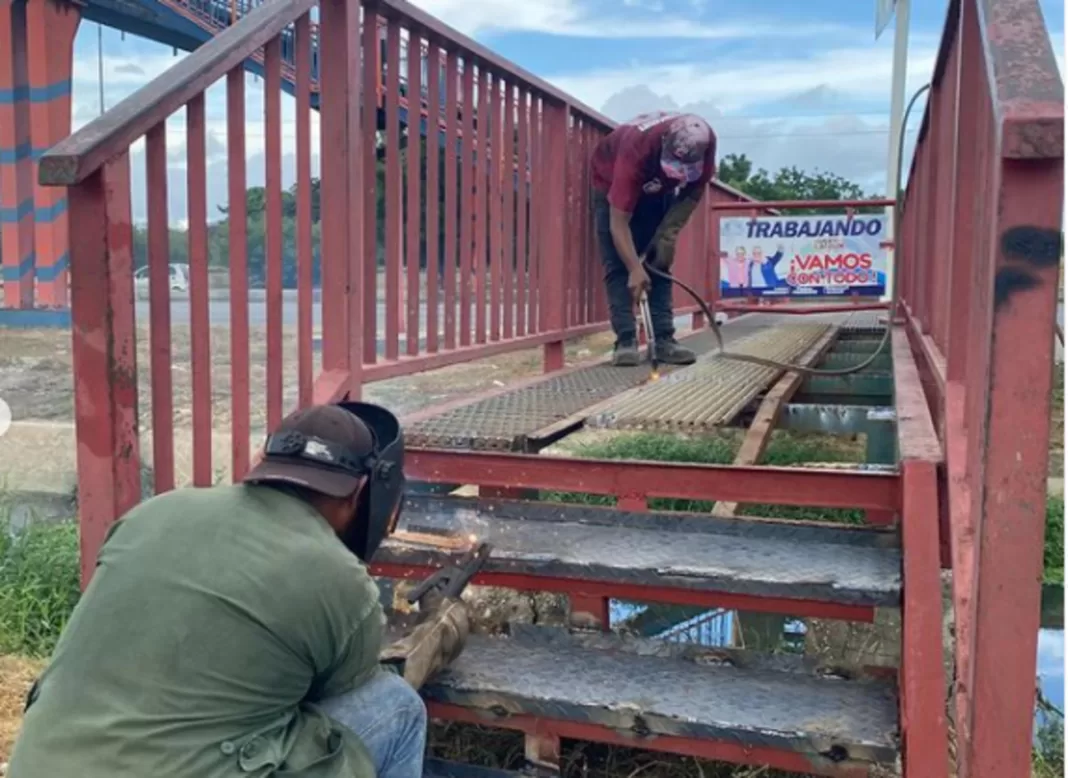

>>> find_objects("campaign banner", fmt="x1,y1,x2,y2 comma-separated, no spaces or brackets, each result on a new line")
719,213,889,298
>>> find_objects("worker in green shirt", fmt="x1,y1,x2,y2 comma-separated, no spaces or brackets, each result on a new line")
9,401,454,778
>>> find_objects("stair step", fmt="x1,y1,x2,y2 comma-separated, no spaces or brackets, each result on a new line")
374,495,902,616
424,625,900,772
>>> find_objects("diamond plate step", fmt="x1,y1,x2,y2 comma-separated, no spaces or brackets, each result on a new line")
374,495,902,611
423,625,900,770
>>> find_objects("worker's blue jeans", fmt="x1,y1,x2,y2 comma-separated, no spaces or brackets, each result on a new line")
592,189,676,347
321,671,427,778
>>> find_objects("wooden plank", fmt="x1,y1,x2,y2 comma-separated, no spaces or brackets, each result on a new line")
712,327,840,517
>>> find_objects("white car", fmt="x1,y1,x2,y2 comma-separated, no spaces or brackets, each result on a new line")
134,263,190,293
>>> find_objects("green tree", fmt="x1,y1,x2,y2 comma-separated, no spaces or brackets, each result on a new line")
717,153,884,214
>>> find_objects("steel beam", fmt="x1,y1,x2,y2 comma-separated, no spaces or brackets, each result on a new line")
405,449,901,511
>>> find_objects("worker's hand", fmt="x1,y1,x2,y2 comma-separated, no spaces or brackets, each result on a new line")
429,597,469,667
628,265,651,301
380,597,471,690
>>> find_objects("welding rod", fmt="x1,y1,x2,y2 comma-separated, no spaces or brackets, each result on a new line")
638,292,658,373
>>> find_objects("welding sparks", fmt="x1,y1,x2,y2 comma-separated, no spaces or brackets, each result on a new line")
648,370,661,383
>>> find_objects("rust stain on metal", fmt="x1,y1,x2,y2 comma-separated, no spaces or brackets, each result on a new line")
588,324,832,432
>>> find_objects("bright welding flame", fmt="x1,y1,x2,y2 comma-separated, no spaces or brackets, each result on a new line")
648,370,661,382
467,533,478,547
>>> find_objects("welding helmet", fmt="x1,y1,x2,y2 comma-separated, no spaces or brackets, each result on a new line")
337,401,406,561
244,401,406,561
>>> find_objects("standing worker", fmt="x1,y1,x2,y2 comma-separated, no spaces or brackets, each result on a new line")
591,111,717,367
9,402,470,778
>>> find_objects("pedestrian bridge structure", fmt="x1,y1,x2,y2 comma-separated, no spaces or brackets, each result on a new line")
1,0,1063,776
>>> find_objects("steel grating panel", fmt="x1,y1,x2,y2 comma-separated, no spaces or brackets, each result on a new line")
377,494,903,607
587,323,832,432
406,317,783,451
840,310,888,332
423,626,901,768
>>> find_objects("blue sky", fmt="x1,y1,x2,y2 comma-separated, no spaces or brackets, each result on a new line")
67,0,1065,223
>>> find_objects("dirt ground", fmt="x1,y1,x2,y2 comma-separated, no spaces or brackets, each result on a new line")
0,325,618,427
0,325,618,489
0,656,44,764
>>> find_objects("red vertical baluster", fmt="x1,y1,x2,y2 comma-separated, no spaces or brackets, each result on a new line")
295,13,313,408
459,59,474,346
318,0,359,397
345,8,363,396
529,97,542,335
489,73,503,342
264,36,283,430
69,154,142,586
572,119,582,326
425,40,441,354
384,21,402,361
542,101,568,371
443,49,458,351
474,66,489,344
581,122,593,324
146,122,174,494
502,80,515,340
406,27,423,357
946,1,977,383
227,68,250,479
361,9,379,365
515,89,529,337
187,93,212,487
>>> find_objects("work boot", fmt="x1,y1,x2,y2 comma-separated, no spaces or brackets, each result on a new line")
612,341,641,367
655,339,697,365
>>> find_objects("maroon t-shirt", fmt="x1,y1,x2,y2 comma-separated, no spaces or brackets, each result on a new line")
591,112,717,213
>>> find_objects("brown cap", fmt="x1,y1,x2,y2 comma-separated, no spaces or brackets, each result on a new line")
243,405,376,498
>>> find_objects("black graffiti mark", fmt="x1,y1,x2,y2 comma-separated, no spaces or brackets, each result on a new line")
1001,226,1063,267
993,266,1040,310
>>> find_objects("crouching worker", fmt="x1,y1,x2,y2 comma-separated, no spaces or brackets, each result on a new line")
590,112,717,366
9,402,465,778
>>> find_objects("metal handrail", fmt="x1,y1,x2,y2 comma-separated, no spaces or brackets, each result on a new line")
39,0,316,185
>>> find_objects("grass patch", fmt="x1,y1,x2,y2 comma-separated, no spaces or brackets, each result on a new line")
1033,699,1065,778
1045,494,1063,585
542,431,865,523
0,506,81,658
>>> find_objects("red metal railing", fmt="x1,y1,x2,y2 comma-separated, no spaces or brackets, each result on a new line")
895,0,1063,776
40,0,757,585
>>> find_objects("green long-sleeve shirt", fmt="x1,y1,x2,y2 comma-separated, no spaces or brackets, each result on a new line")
9,483,385,778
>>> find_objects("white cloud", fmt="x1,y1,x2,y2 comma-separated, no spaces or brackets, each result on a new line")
406,0,846,40
548,38,940,114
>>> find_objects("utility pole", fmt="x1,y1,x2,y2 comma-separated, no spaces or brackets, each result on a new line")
878,0,910,300
98,24,105,115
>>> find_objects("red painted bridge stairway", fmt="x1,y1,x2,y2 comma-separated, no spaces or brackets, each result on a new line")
371,493,904,777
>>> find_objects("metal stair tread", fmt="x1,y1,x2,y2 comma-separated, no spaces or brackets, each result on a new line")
377,495,902,608
423,626,900,767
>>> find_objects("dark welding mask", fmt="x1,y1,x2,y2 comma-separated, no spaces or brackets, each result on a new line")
336,401,406,561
